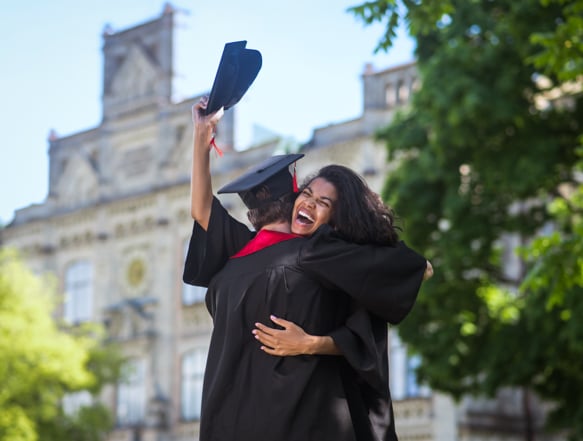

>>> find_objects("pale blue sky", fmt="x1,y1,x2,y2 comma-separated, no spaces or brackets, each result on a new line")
0,0,414,224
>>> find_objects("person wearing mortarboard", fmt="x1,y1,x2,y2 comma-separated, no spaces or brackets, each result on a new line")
183,42,431,441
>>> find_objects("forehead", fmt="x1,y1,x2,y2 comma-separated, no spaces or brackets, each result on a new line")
307,177,337,200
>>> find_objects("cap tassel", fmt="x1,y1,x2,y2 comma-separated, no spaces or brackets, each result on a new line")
292,163,298,193
210,135,224,157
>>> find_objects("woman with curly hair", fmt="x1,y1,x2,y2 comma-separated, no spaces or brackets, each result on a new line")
184,98,431,441
292,164,400,245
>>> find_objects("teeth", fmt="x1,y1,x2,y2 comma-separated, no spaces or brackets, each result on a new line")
298,210,314,222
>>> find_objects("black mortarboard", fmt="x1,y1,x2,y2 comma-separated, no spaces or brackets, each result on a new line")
218,154,304,209
204,41,262,116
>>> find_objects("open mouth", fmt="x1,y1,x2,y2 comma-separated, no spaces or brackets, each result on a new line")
295,209,314,225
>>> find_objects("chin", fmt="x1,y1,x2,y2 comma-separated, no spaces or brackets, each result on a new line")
291,223,314,237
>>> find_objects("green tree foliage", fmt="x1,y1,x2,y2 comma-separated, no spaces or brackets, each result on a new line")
0,249,123,441
529,0,583,82
350,0,583,439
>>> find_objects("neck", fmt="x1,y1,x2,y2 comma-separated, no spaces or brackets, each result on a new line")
261,221,291,233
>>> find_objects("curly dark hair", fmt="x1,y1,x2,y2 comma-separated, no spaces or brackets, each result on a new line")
247,192,295,231
301,165,400,245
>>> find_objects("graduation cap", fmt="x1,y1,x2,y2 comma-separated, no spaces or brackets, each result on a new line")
204,41,262,116
218,154,304,209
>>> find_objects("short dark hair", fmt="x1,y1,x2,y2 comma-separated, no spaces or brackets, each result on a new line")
301,165,400,245
247,192,294,230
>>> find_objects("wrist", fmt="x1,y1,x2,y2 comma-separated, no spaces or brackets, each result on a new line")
194,127,214,145
305,335,321,355
311,335,341,355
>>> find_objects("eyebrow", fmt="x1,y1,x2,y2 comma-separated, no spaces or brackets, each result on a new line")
305,185,335,204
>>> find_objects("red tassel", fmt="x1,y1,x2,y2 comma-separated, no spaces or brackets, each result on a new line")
292,163,298,192
210,136,224,157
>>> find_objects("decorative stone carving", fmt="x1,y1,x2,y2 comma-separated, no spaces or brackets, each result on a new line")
105,296,157,341
120,248,150,296
109,44,158,104
183,303,212,331
55,153,99,207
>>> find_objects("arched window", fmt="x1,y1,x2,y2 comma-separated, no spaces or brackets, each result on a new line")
389,332,431,399
117,358,147,425
182,239,207,305
64,260,93,323
181,347,208,420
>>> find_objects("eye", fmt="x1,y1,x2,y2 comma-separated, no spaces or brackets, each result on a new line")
317,199,330,208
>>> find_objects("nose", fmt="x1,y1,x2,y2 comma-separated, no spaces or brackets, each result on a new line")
304,197,316,208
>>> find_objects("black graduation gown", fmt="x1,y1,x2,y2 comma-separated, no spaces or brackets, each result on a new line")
183,198,426,441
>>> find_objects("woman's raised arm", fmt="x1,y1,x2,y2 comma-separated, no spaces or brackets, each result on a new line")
190,97,224,230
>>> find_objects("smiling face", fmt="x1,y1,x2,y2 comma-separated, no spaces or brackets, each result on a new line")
291,177,338,236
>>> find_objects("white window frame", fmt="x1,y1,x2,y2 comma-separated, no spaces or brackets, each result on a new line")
385,83,396,108
390,331,431,399
117,358,147,425
182,240,207,305
62,390,93,415
64,260,93,323
181,347,208,420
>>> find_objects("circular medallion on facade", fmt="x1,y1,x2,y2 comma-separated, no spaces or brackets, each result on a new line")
126,257,146,288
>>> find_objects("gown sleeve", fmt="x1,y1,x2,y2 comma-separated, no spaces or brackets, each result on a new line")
299,225,427,325
331,309,399,441
182,197,254,287
328,305,389,392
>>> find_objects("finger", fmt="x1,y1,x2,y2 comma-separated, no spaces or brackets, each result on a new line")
270,315,292,328
260,346,282,356
253,329,277,347
192,104,206,122
254,322,277,335
210,107,224,125
256,336,275,349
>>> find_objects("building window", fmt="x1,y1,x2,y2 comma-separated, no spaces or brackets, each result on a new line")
181,348,207,420
397,79,408,104
182,240,206,305
410,76,420,93
406,355,422,397
117,359,147,426
64,260,93,323
390,332,430,399
62,390,93,415
385,84,396,108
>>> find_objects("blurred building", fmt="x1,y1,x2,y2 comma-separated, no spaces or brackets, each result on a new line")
1,5,556,441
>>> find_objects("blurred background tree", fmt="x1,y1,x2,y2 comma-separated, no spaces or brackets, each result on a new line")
350,0,583,439
0,249,124,441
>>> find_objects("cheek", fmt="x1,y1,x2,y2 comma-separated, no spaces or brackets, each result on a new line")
292,197,303,211
315,207,333,225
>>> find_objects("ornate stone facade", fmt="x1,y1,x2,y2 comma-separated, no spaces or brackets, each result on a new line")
1,5,558,441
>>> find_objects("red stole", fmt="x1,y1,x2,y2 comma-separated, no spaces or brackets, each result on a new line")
231,230,301,258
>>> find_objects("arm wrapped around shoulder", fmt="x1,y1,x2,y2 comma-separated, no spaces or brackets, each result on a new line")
299,226,427,324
